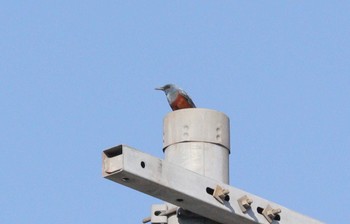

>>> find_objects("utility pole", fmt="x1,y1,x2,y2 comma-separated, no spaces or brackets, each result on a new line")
102,108,323,224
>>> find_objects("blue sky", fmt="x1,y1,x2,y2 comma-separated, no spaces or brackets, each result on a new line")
1,1,349,223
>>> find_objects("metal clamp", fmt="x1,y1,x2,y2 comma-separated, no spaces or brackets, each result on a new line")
237,195,253,213
142,204,177,224
262,204,281,223
213,185,230,204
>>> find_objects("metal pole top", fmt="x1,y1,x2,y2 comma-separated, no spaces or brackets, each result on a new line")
163,108,230,152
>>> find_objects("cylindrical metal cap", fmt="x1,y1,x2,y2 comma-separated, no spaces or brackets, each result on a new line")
163,108,230,152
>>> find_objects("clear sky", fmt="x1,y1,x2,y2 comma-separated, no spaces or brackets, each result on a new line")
1,1,349,223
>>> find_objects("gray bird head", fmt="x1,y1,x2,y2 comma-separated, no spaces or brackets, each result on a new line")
155,84,177,94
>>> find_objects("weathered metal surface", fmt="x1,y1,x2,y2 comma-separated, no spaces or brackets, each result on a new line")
103,145,323,224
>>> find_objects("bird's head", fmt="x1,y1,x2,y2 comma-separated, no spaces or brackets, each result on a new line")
155,84,177,94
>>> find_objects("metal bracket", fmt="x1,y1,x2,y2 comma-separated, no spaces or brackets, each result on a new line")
237,195,253,213
151,204,168,224
142,204,178,224
213,185,230,204
103,145,324,224
262,204,282,223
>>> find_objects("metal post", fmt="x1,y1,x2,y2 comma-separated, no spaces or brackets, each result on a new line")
162,108,230,224
102,108,324,224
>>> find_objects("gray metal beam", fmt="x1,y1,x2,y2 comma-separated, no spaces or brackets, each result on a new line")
102,145,323,224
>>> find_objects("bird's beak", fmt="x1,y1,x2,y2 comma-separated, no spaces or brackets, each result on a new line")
155,86,164,91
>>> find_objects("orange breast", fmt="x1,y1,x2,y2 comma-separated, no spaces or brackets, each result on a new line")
170,94,193,110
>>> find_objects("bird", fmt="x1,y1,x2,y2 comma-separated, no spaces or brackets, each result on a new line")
155,84,196,111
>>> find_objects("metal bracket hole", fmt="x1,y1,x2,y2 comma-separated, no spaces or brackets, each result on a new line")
224,195,230,201
140,161,145,168
121,177,129,182
206,187,214,195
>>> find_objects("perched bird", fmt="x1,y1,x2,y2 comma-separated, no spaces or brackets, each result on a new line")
155,84,196,111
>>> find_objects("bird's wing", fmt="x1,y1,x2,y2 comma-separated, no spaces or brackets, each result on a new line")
179,89,196,108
